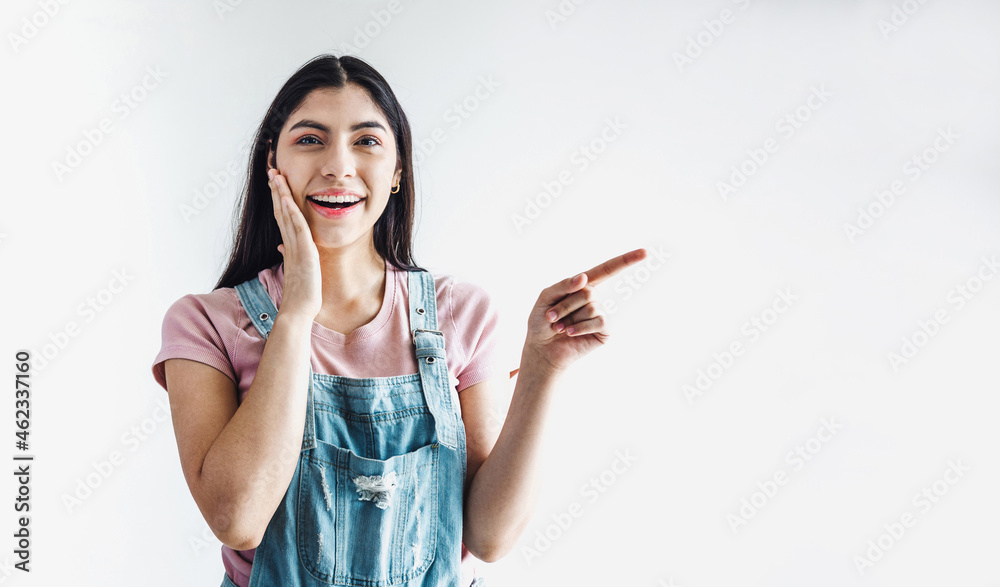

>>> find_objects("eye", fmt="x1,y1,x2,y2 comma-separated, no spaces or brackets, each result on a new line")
358,136,381,147
295,135,321,145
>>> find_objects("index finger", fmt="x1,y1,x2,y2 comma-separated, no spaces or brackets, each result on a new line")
582,248,648,287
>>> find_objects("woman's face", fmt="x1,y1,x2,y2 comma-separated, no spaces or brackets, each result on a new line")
270,84,401,252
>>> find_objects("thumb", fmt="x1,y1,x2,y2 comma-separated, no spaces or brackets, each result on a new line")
538,272,588,307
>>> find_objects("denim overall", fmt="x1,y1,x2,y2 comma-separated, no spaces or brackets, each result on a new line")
224,268,475,586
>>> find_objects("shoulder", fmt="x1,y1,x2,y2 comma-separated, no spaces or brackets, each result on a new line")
162,264,279,326
158,284,252,348
162,287,241,325
414,269,504,391
423,269,498,349
153,287,245,391
425,271,495,318
392,266,494,312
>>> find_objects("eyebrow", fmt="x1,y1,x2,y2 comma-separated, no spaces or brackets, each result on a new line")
287,119,388,134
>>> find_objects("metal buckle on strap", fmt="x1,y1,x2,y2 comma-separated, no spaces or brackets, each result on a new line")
411,328,444,344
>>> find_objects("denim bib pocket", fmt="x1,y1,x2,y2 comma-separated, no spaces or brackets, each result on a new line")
297,440,440,585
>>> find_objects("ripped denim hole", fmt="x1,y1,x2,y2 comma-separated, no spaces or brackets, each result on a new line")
319,467,333,511
411,506,423,564
353,471,398,509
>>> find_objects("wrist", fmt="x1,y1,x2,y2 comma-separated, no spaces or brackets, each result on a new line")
518,344,567,381
273,312,314,333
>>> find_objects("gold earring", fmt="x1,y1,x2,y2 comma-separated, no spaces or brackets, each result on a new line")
391,181,400,194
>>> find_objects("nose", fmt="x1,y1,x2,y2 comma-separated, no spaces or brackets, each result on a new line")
320,140,357,179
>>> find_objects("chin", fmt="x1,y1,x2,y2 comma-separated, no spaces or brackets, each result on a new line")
311,230,365,249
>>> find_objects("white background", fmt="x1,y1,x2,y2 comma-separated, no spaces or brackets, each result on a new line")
2,0,999,585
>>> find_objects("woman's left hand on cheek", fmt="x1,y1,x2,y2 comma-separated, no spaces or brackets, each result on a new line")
523,248,647,374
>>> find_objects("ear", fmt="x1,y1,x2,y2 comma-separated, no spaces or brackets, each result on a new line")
267,140,276,169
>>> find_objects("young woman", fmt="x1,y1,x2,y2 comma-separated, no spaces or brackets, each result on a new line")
152,54,645,586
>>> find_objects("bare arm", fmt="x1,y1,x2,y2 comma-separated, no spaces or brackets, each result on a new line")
165,311,313,550
461,353,562,562
166,162,323,550
461,248,648,561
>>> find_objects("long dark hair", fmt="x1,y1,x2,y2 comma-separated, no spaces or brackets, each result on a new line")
214,54,423,290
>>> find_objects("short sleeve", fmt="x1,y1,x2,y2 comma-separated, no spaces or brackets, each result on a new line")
445,279,505,392
151,290,240,392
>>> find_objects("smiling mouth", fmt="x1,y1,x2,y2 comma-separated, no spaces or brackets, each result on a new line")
307,196,365,209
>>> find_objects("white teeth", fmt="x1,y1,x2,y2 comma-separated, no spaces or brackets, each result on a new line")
311,194,362,203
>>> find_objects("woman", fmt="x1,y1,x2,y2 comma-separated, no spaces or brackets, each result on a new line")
152,54,646,586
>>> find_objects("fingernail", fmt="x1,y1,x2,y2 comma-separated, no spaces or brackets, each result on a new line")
555,323,565,333
547,310,558,322
565,326,575,335
267,169,276,179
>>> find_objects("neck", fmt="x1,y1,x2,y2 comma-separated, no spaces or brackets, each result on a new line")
313,238,386,308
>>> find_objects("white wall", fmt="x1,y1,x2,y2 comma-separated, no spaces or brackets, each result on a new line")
2,0,999,585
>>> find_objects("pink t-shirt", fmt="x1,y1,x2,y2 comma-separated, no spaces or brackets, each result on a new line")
151,260,501,586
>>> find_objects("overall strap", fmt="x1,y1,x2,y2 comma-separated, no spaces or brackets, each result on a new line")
234,274,317,452
408,269,459,449
234,276,279,339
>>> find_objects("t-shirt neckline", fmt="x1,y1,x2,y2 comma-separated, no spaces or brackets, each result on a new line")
270,259,396,346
